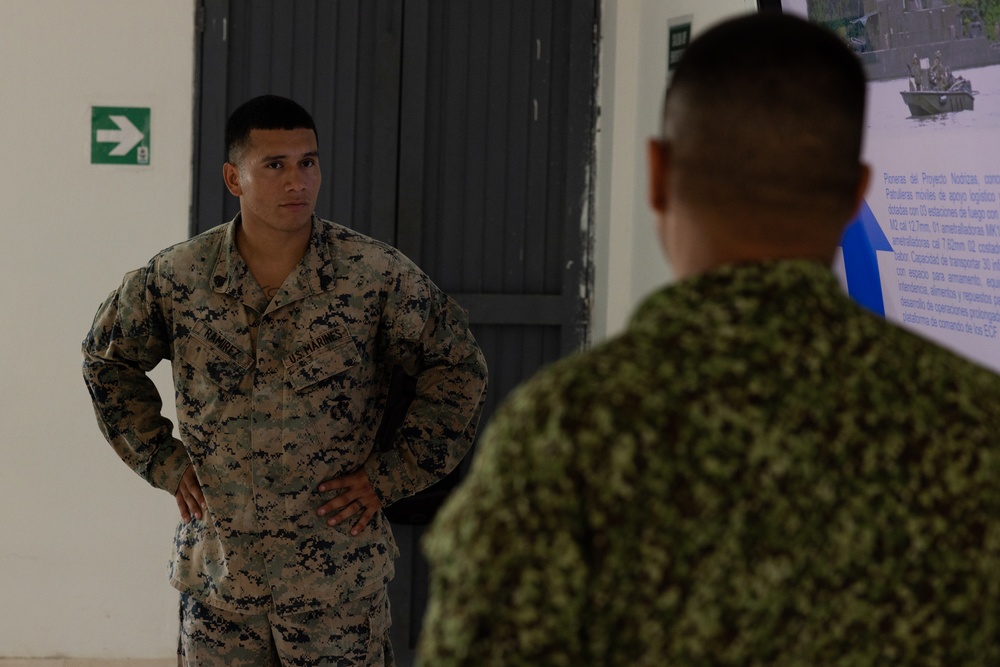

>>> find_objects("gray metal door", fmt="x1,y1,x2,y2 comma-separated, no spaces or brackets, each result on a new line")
193,2,597,663
194,0,404,242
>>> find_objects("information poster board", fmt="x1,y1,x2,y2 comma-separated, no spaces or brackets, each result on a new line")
781,0,1000,373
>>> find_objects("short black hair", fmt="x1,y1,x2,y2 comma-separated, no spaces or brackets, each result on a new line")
663,13,866,228
224,95,317,164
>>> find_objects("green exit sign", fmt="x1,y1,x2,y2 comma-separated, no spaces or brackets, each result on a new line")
91,106,150,165
668,18,692,71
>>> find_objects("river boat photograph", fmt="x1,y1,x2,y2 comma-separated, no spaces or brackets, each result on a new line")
901,50,977,116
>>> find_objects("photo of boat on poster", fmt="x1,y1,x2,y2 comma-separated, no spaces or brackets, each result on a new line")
901,51,976,117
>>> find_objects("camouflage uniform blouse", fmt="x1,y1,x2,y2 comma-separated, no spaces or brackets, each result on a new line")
83,216,487,616
419,260,1000,666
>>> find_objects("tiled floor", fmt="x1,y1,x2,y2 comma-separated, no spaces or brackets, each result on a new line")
0,661,173,666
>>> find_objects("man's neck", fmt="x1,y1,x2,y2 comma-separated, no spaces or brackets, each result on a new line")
668,212,838,281
235,215,313,299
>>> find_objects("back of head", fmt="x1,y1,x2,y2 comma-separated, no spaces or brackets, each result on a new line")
663,13,866,244
225,95,317,164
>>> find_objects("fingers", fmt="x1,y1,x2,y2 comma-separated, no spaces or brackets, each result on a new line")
186,468,206,509
316,469,357,494
174,491,193,523
316,469,382,536
174,465,206,523
349,504,379,536
317,498,371,535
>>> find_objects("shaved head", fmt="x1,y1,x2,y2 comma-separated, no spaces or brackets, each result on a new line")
661,13,867,246
225,95,317,165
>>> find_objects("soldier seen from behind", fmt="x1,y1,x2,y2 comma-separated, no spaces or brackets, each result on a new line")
418,13,1000,666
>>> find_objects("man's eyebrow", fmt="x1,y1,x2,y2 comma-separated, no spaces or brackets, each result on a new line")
259,150,320,163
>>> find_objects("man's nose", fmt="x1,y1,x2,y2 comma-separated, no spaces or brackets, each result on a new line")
285,167,306,190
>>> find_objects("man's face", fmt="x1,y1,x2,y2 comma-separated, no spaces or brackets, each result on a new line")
223,128,321,236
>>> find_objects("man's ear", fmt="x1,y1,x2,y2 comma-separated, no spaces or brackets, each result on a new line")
223,162,242,197
647,138,670,215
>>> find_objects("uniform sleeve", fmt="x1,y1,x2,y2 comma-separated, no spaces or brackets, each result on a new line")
363,263,488,506
416,381,588,667
82,263,189,494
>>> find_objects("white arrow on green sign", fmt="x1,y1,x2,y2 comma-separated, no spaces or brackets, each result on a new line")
92,106,150,165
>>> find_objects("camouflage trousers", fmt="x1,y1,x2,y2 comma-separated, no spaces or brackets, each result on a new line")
178,586,394,666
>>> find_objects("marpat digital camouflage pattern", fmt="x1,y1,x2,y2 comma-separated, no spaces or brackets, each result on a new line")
419,260,1000,666
179,587,393,665
83,215,487,617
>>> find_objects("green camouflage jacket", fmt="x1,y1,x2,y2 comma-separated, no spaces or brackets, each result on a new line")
83,216,487,616
419,260,1000,666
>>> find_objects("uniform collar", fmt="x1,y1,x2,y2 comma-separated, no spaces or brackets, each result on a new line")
629,260,845,335
210,214,339,312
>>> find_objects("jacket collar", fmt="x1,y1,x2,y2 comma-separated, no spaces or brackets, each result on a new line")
210,214,338,312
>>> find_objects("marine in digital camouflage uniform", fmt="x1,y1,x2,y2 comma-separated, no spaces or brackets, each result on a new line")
83,95,487,666
418,14,1000,667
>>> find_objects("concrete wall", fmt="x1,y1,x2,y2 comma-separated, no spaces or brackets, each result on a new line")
0,0,195,659
591,0,757,342
0,0,755,659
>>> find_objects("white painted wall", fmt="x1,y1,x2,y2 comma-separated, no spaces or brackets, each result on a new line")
0,0,759,659
0,0,195,659
592,0,759,342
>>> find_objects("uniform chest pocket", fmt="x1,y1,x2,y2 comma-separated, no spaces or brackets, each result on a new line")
182,321,254,392
284,329,361,392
